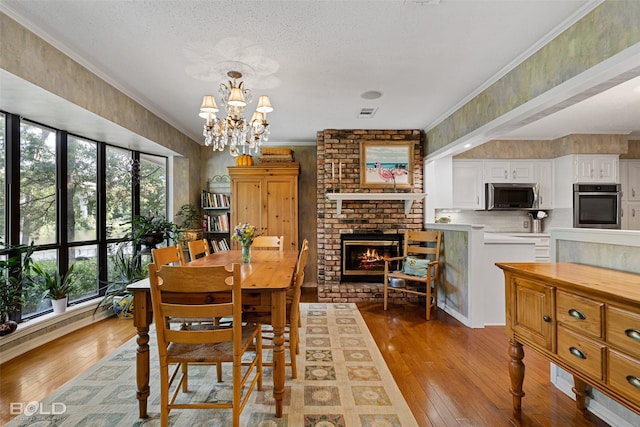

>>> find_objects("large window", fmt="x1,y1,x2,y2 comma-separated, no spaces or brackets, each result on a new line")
20,122,57,246
2,112,168,321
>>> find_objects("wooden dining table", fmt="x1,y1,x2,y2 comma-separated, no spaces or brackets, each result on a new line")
127,249,299,419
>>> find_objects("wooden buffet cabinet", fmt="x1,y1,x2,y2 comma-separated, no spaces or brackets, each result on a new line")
228,163,299,251
497,262,640,418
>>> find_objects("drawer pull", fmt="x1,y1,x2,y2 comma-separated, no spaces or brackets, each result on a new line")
569,346,586,359
568,309,586,320
625,328,640,342
627,376,640,389
543,315,551,323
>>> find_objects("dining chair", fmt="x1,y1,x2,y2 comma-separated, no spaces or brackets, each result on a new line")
383,230,442,320
244,238,309,378
148,262,262,427
187,238,210,261
151,244,185,268
252,235,284,252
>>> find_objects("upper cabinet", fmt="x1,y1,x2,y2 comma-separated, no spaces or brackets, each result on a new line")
483,160,534,183
534,160,554,210
452,160,484,209
573,155,619,183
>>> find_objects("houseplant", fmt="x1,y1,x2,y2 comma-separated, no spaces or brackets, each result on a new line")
0,242,36,335
126,212,179,251
175,203,203,244
30,262,77,314
95,244,147,318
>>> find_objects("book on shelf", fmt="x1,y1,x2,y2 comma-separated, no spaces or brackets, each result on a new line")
203,212,230,232
201,190,230,208
210,238,229,253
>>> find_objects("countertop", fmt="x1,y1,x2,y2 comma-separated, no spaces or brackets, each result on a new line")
483,233,538,244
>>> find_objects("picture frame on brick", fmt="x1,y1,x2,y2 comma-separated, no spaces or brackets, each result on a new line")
359,141,414,189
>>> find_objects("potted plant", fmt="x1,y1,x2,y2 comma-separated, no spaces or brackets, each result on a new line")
125,212,179,252
95,244,147,318
175,204,203,244
30,263,77,314
0,242,36,335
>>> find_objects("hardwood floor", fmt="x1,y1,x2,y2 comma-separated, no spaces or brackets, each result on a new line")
1,294,609,426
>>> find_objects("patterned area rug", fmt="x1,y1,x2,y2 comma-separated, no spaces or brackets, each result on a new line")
7,303,417,426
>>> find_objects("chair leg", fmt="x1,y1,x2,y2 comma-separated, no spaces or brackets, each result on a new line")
216,362,222,382
383,275,389,310
257,325,263,391
181,362,189,392
425,286,432,321
290,326,298,379
160,363,170,427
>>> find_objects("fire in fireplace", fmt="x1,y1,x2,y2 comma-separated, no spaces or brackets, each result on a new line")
341,233,402,282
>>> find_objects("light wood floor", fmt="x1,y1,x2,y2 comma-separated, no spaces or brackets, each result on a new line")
1,294,609,426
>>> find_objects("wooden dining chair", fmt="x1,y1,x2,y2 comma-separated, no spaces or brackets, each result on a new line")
148,263,262,427
383,231,442,320
151,244,185,268
252,235,284,252
244,239,309,378
187,238,210,261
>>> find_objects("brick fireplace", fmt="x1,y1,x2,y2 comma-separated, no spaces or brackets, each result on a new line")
316,129,424,303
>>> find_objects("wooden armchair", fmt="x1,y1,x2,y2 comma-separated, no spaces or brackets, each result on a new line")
383,230,442,320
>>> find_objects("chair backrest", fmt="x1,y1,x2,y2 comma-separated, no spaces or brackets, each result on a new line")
151,244,185,268
148,263,242,350
288,239,309,320
187,238,210,261
403,231,442,262
252,235,284,252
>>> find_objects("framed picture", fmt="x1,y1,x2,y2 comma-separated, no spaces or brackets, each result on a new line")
360,141,414,189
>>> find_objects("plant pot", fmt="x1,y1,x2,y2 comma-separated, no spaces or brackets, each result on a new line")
139,232,165,253
0,316,18,336
181,229,203,244
51,297,68,314
113,295,134,319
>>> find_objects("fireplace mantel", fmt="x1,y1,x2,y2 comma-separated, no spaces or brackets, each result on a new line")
326,192,426,214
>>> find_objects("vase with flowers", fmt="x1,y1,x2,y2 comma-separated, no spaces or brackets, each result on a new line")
231,223,261,263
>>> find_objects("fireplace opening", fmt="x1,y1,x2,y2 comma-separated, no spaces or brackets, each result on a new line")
341,233,403,282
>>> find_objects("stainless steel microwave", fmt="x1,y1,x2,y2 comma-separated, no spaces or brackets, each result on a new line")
485,183,539,211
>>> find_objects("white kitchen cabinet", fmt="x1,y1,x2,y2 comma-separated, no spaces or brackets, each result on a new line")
452,160,484,209
625,160,640,201
484,160,534,183
623,202,640,230
534,160,554,209
574,155,618,183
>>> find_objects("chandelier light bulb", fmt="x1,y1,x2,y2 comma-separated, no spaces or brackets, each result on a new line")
198,71,272,157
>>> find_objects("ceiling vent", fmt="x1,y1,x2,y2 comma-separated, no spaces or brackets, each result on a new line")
356,107,378,118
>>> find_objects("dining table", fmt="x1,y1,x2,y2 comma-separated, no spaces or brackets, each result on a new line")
127,248,299,419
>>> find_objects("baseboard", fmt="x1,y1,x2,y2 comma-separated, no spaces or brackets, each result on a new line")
0,300,112,364
550,364,637,427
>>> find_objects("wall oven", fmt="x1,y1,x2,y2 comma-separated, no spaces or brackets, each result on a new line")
573,183,622,229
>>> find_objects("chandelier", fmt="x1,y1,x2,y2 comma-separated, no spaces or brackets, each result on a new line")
199,71,273,157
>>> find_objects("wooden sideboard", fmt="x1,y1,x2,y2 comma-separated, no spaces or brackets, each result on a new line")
496,262,640,418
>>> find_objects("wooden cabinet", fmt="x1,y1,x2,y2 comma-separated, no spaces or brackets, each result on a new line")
621,160,640,230
499,262,640,418
228,164,299,251
452,160,484,209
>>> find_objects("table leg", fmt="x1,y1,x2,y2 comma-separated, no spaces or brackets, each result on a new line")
508,338,525,419
271,289,286,418
133,289,153,419
572,376,588,410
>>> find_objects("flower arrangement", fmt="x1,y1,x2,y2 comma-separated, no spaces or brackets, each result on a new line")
231,223,261,246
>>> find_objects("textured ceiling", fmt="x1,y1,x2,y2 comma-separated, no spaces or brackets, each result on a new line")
1,0,639,157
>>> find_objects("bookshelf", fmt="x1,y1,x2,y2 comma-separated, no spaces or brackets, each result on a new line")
202,175,231,250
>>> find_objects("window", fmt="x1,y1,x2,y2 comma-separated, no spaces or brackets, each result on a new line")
20,122,57,246
2,112,168,320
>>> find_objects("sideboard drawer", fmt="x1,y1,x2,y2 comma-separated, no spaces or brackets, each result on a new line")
607,306,640,359
557,291,603,339
608,349,640,404
557,325,605,380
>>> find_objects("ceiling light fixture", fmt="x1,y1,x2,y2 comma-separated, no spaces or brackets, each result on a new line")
199,71,273,157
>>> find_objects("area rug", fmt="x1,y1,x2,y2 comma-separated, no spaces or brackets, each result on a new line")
8,303,417,426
